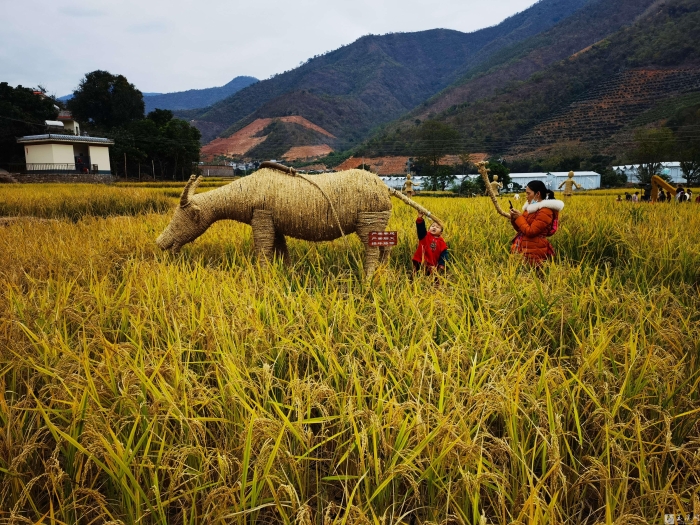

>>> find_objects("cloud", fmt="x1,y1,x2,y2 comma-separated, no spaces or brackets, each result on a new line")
58,6,107,17
127,22,168,34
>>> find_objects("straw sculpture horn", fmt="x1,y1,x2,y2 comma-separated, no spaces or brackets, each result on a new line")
156,166,445,278
478,161,510,218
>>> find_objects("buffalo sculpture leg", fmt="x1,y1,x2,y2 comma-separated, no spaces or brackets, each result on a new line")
251,209,289,265
251,209,276,264
273,232,290,265
355,211,392,279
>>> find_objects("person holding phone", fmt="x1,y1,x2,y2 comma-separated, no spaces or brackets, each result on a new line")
509,180,564,265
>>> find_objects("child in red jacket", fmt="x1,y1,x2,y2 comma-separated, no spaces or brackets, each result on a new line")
412,213,448,275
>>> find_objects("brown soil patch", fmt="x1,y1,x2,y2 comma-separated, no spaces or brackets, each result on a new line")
442,153,489,165
201,119,272,159
335,157,408,175
278,116,335,138
336,154,489,175
283,145,333,161
201,116,336,160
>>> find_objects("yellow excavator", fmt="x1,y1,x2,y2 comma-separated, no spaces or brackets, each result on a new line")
650,175,678,202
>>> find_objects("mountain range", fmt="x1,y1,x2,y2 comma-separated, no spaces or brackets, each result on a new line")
180,0,602,149
58,76,257,114
181,0,700,164
142,76,257,114
363,0,700,160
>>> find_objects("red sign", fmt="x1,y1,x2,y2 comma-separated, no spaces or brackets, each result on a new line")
368,231,398,247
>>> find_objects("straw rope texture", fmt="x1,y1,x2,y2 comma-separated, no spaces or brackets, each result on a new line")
156,167,437,278
478,161,510,218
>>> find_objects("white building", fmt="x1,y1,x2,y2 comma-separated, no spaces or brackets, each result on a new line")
613,162,685,184
57,110,81,135
509,171,601,191
18,134,113,174
380,176,427,191
17,109,113,175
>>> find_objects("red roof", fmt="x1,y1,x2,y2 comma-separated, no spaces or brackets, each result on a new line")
335,156,409,175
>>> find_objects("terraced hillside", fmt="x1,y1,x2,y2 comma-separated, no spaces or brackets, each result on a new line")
405,0,659,126
511,69,700,155
359,0,700,160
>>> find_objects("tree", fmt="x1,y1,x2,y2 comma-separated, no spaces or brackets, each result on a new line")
457,177,480,196
68,70,144,129
109,110,201,180
65,72,200,179
679,150,700,186
457,153,475,175
631,128,675,184
161,118,201,179
412,159,455,191
600,167,627,187
0,82,58,164
147,109,174,128
669,105,700,185
434,165,456,191
539,142,589,173
486,158,512,188
414,121,459,191
474,159,511,193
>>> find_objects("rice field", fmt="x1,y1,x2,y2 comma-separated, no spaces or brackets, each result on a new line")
0,182,699,525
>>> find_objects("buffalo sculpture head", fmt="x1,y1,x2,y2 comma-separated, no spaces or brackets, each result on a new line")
156,175,208,252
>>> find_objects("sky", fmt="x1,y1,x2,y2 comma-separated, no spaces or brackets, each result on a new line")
1,0,538,97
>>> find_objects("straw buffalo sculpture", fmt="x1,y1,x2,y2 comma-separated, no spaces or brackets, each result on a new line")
156,162,443,278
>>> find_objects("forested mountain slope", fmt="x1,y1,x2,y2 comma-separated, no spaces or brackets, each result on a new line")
180,0,596,146
360,0,700,159
404,0,661,123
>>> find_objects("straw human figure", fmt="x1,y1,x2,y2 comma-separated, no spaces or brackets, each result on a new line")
558,171,582,196
403,173,415,197
490,174,503,195
484,174,503,195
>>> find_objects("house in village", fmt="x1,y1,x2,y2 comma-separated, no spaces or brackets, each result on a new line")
17,111,113,177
